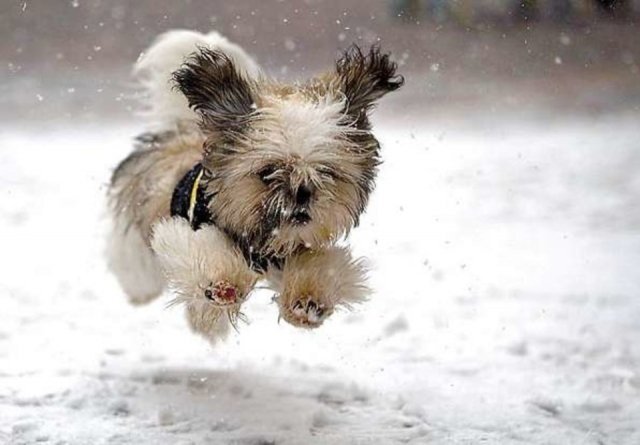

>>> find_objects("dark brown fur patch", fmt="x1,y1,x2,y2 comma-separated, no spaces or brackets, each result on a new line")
336,45,404,128
172,47,256,135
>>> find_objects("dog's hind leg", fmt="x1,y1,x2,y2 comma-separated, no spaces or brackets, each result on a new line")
107,219,166,305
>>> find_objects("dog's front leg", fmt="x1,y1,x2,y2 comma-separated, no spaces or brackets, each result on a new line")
269,246,368,329
151,218,258,342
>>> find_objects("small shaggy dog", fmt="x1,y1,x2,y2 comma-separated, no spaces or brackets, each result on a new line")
107,30,403,342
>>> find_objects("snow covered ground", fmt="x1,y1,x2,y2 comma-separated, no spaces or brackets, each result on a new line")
2,110,640,444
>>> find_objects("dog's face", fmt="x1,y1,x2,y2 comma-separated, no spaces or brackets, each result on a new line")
173,46,403,256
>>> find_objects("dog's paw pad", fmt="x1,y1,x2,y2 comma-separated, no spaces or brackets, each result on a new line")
282,296,332,329
204,281,240,306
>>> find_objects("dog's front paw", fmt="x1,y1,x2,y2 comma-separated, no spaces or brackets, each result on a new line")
278,295,334,329
204,280,241,307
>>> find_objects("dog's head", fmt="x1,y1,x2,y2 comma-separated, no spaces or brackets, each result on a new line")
173,45,403,256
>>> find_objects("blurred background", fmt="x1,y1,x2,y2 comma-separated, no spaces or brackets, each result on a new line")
2,0,639,126
2,1,640,444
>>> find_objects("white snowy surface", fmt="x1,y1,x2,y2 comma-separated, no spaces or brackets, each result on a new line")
1,113,640,444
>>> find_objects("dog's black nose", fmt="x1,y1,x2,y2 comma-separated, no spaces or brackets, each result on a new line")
291,209,311,225
295,185,312,206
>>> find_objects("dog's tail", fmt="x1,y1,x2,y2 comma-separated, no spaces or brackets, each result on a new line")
133,30,261,128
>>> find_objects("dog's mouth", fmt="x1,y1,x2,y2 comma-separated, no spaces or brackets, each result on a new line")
290,209,311,226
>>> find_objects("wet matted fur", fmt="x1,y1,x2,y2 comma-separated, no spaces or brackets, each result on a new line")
107,30,403,343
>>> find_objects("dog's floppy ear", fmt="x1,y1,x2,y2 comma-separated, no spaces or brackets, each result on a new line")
173,47,255,134
335,45,404,127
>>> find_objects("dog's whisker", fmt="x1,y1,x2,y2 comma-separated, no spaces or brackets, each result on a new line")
165,297,184,309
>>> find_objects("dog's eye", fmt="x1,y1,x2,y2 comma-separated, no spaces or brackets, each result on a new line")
257,165,276,184
318,167,339,181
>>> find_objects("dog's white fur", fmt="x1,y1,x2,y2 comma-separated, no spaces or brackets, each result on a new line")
134,30,261,128
107,216,165,305
256,95,349,158
150,218,258,305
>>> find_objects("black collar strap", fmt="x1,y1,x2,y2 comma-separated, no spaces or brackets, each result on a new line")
170,163,213,230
